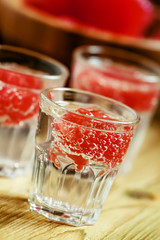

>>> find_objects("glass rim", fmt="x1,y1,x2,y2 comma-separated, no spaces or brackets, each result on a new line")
73,45,160,84
0,44,69,80
41,87,140,127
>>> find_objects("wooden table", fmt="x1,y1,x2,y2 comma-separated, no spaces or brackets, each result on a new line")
0,120,160,240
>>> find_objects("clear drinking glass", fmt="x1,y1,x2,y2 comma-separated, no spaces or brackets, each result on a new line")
71,45,160,173
29,88,139,226
0,45,69,178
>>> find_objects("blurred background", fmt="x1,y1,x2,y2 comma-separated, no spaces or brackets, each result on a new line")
0,0,160,118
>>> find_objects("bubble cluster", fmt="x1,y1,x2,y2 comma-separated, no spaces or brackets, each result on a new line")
75,68,159,112
0,64,43,89
49,106,134,171
0,83,40,125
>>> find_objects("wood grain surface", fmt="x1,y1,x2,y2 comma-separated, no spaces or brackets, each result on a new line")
0,120,160,240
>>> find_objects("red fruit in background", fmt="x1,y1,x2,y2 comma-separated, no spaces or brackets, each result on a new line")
25,0,155,37
24,0,69,15
81,0,154,36
70,0,155,36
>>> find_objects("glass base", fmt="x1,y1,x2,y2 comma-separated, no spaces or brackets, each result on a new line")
29,198,100,226
29,151,118,226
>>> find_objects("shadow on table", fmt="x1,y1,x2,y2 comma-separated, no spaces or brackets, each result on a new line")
0,194,61,229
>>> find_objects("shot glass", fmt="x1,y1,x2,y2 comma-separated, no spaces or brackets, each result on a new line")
71,45,160,173
0,45,69,178
29,88,139,226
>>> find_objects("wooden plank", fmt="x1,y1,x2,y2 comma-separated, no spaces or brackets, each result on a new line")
0,120,160,240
